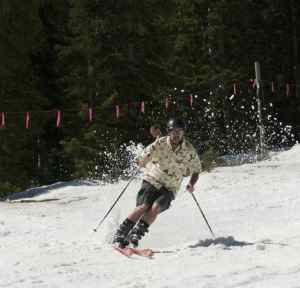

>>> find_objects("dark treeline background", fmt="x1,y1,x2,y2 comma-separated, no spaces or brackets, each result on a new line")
1,0,300,197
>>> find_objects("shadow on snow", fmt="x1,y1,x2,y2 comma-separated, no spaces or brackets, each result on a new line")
6,180,99,201
189,236,254,249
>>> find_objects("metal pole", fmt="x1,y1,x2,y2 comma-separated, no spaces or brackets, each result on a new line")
255,61,265,159
93,173,137,232
191,192,215,239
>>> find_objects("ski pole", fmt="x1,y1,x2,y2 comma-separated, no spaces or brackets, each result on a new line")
191,192,215,239
93,172,138,232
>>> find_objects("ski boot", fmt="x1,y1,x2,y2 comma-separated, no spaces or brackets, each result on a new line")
128,219,149,247
112,218,135,248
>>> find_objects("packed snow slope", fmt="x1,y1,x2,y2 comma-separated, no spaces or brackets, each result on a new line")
1,145,300,288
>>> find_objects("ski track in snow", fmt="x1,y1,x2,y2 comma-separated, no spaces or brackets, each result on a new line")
1,146,300,287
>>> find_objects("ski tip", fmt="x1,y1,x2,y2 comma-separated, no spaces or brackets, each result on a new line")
113,246,155,258
113,245,133,257
130,247,154,257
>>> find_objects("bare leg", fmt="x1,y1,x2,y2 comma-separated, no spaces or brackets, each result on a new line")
127,204,150,222
143,202,161,225
127,202,161,246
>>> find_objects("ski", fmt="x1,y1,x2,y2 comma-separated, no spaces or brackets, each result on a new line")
113,246,134,257
113,246,154,258
129,247,154,257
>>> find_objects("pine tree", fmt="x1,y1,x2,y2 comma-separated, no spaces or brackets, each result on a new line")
0,1,72,196
59,0,176,181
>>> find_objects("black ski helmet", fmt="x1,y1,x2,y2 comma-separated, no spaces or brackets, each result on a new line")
166,118,186,132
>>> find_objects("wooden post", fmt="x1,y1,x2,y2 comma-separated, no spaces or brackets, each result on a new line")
255,61,266,159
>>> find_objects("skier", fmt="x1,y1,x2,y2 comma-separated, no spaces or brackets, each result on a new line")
149,124,162,140
113,118,202,248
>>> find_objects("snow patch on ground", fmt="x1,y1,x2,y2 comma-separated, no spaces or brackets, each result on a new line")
1,145,300,287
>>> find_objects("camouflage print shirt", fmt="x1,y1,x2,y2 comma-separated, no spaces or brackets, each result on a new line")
137,136,202,196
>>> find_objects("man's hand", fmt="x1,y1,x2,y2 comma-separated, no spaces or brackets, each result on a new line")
186,173,199,193
186,183,194,193
136,153,151,168
137,159,146,168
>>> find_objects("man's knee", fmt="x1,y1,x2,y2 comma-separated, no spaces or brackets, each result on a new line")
135,203,149,213
150,202,161,215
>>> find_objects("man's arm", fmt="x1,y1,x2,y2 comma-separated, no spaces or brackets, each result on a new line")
136,153,151,168
185,144,202,192
136,139,160,168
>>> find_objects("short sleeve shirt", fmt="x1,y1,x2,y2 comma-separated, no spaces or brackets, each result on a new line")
137,136,202,195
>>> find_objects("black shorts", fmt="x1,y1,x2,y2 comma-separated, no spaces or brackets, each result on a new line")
136,180,175,212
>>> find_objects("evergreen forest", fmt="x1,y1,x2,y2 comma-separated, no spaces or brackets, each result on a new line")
1,0,300,197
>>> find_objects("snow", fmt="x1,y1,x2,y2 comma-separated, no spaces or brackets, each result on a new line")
1,145,300,287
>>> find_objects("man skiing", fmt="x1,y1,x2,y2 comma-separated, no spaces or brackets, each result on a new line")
113,118,202,248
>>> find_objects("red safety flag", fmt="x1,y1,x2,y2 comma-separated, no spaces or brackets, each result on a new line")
189,95,193,107
25,112,30,129
286,83,290,97
271,81,275,94
56,110,61,127
116,105,120,119
233,83,237,95
0,112,5,128
88,108,93,122
165,97,169,111
141,101,145,113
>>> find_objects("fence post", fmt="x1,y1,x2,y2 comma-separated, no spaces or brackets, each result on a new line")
255,61,266,159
